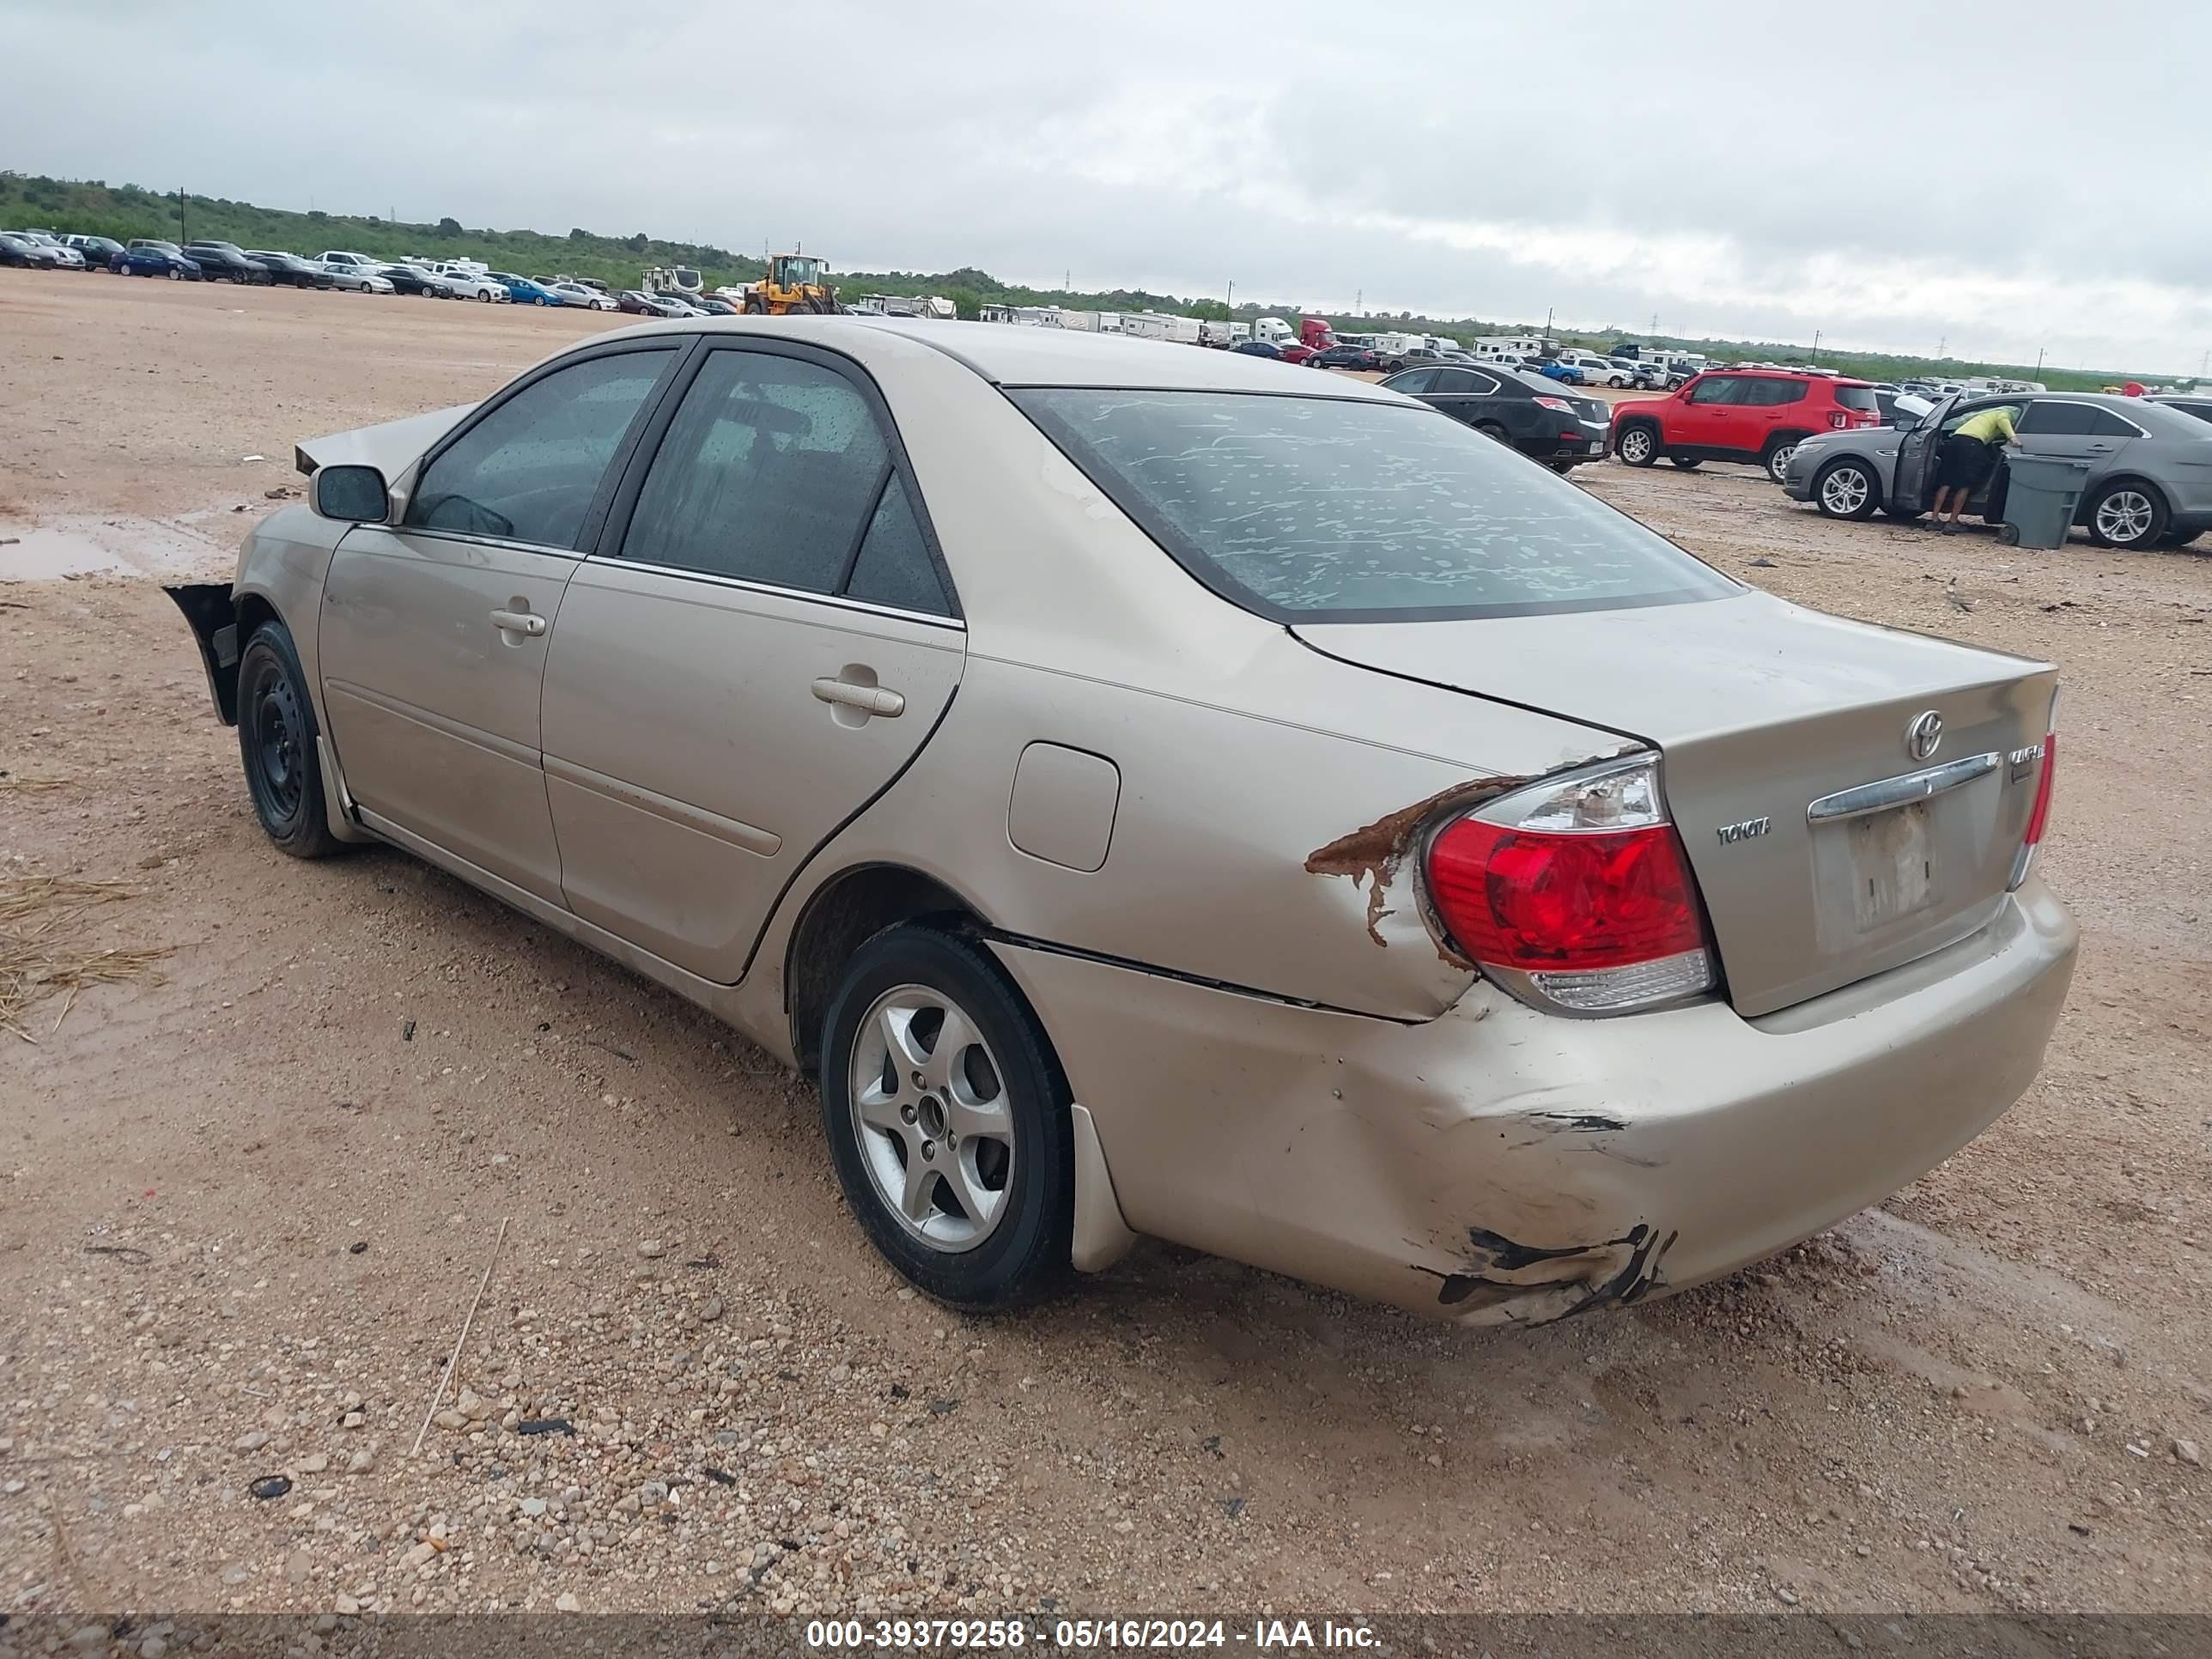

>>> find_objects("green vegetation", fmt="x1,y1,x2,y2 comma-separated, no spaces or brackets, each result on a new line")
0,171,2169,391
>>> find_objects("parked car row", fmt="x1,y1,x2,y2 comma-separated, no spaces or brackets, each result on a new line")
8,234,648,313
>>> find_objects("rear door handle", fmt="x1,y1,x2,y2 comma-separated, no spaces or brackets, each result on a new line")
489,609,546,637
812,677,905,718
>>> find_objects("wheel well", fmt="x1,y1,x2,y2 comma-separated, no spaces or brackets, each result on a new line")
235,592,279,642
1763,428,1814,453
785,865,985,1078
2079,473,2169,520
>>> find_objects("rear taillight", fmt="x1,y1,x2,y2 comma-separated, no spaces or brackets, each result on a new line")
1829,411,1850,428
1534,395,1572,411
2008,691,2059,890
1425,757,1716,1014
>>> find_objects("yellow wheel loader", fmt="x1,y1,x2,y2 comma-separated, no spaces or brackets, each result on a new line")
740,252,839,315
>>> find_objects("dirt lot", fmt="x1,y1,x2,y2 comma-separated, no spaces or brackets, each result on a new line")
3,273,2210,1625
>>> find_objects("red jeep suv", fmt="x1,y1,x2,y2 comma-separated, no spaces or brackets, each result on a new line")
1611,368,1881,483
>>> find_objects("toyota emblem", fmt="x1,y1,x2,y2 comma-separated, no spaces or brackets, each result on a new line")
1905,710,1943,762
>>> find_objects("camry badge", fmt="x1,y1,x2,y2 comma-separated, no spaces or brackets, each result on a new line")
1905,710,1943,762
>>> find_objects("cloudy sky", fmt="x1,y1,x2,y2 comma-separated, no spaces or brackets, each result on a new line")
5,0,2206,373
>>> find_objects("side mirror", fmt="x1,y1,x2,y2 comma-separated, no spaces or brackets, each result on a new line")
1893,410,1922,431
312,464,391,524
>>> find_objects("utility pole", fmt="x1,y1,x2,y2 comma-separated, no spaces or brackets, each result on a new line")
1226,278,1234,315
1812,330,1821,364
2035,346,2046,379
1355,288,1363,315
1649,311,1658,336
178,186,186,243
1544,306,1553,342
1937,334,1947,359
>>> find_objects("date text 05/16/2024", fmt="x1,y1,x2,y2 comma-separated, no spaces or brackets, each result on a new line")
804,1619,1380,1650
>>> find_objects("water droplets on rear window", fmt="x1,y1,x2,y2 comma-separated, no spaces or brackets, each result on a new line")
1013,391,1735,620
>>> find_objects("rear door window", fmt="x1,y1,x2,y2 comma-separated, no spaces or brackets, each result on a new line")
1741,379,1808,406
2087,407,2143,437
616,346,954,616
2018,402,2097,435
1013,389,1738,622
406,349,676,547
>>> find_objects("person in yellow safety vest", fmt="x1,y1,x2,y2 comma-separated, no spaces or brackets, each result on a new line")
1931,404,2020,533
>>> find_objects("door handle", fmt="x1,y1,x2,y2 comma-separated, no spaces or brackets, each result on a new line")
812,677,905,718
490,609,546,637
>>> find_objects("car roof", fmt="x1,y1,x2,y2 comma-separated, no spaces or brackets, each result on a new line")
834,318,1407,395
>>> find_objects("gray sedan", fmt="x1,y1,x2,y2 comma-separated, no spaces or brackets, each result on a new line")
1784,392,2212,550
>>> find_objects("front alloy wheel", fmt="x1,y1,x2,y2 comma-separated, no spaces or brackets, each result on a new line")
1815,459,1877,520
1616,424,1658,466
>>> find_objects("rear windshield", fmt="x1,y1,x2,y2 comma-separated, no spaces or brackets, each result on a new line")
1012,390,1738,622
1833,385,1878,411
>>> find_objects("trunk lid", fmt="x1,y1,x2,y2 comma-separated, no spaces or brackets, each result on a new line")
1296,592,2056,1017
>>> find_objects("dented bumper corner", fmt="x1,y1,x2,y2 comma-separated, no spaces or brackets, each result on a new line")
987,878,2075,1326
165,582,241,726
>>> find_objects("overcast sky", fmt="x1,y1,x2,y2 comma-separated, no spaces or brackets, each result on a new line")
4,0,2206,373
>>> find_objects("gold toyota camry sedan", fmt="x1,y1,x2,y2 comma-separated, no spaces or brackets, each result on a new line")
169,317,2074,1325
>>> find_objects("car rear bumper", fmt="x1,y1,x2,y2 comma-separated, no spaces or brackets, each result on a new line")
990,878,2075,1324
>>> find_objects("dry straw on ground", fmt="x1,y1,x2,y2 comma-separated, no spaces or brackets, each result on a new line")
0,876,168,1042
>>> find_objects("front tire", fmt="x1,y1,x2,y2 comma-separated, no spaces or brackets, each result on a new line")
2086,482,2167,550
236,623,344,859
1615,422,1660,466
1668,457,1702,471
820,925,1074,1310
1813,458,1880,520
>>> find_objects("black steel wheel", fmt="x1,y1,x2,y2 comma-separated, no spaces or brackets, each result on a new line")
236,623,344,859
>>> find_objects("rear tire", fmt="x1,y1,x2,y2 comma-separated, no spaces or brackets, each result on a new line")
236,623,345,860
1668,457,1702,471
2156,528,2202,549
820,925,1075,1310
1615,422,1660,466
2086,482,2168,550
1763,435,1808,485
1474,421,1509,443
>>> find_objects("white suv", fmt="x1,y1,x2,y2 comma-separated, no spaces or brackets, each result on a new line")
430,263,509,302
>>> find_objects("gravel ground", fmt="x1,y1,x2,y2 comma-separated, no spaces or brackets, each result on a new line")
2,272,2209,1625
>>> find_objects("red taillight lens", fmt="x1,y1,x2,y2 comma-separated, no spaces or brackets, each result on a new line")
1533,395,1572,410
2008,732,2056,888
1423,757,1717,1012
1430,819,1708,971
2023,731,2057,845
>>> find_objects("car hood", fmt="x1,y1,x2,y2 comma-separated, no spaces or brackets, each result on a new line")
295,404,477,480
1794,428,1905,459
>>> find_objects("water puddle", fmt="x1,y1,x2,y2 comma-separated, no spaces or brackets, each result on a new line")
0,515,233,582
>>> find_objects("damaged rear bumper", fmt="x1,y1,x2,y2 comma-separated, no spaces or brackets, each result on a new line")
988,878,2076,1325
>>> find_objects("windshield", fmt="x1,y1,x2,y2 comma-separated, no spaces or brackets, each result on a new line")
1012,390,1738,623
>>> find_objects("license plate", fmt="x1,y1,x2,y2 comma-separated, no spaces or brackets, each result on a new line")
1588,439,1604,454
1846,801,1936,928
